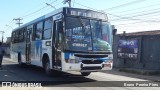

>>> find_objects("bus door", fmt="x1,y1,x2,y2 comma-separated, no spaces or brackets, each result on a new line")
26,27,32,64
53,19,63,69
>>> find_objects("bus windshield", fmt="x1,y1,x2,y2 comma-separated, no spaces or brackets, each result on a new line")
65,17,112,52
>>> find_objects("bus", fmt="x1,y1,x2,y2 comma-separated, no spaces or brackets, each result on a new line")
11,7,114,76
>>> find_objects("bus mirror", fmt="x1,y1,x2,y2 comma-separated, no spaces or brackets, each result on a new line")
112,25,117,35
113,29,117,35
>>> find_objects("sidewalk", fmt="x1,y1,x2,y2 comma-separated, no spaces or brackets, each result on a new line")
3,57,17,63
119,68,160,75
101,68,160,81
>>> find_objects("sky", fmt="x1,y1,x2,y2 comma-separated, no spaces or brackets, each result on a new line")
1,0,160,42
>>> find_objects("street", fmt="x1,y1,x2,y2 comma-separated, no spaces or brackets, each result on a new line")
0,57,160,90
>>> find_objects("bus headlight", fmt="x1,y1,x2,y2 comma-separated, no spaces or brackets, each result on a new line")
65,59,81,63
104,60,113,63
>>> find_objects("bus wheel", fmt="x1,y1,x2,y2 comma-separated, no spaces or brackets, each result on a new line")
45,60,52,76
18,54,22,66
81,72,91,76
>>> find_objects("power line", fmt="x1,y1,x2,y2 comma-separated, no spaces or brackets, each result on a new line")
111,7,160,19
106,3,160,22
112,16,160,26
111,3,160,14
110,13,160,22
21,6,48,18
4,0,60,29
64,1,160,25
109,9,160,21
108,11,160,26
115,20,158,26
20,0,52,18
46,3,56,9
71,1,160,32
74,1,160,23
74,2,100,11
20,1,63,22
21,0,58,18
104,0,147,11
1,20,14,32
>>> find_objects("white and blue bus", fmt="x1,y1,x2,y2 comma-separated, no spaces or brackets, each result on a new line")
11,7,114,76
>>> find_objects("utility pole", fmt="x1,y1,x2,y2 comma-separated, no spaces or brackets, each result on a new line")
13,17,23,27
63,0,71,7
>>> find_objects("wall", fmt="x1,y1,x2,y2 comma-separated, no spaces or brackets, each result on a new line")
113,34,160,70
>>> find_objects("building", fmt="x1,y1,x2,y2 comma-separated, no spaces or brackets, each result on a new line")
113,30,160,73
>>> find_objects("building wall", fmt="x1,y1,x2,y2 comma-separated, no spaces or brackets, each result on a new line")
141,35,160,70
113,35,160,70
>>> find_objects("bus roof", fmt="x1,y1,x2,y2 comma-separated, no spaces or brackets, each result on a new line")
12,7,64,31
12,7,107,31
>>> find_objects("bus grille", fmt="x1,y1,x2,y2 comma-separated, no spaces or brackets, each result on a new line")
82,60,103,64
81,66,102,70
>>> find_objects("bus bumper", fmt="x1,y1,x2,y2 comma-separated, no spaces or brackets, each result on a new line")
62,62,112,72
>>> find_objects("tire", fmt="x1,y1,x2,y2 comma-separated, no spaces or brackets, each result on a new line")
81,72,91,76
44,60,52,76
18,54,23,66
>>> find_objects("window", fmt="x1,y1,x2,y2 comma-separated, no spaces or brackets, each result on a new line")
54,20,63,50
36,22,43,40
14,30,19,43
65,17,92,51
27,25,33,41
43,18,52,39
57,21,63,44
11,32,16,43
32,25,36,41
23,28,27,41
65,17,112,51
102,21,111,44
11,30,19,43
19,29,24,42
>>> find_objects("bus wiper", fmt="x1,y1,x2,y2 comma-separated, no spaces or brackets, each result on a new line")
78,17,86,31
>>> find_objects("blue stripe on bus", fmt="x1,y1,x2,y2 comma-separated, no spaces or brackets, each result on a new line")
64,53,74,59
64,53,70,59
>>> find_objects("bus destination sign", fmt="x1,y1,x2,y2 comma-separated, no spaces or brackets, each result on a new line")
65,8,108,20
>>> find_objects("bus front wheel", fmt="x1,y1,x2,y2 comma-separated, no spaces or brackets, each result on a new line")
81,72,91,76
44,60,52,76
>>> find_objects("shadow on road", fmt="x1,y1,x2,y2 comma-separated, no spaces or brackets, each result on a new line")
0,64,98,87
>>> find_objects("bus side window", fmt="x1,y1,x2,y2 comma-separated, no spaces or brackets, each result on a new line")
14,30,19,43
19,29,24,42
32,24,36,41
35,22,43,40
55,20,63,49
43,18,52,40
58,21,63,41
11,32,16,43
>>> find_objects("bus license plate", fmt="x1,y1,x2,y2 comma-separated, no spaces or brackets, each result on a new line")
104,64,111,67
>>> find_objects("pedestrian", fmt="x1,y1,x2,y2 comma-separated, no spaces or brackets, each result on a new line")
0,42,5,70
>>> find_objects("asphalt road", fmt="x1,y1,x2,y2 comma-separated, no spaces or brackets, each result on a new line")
0,57,159,90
